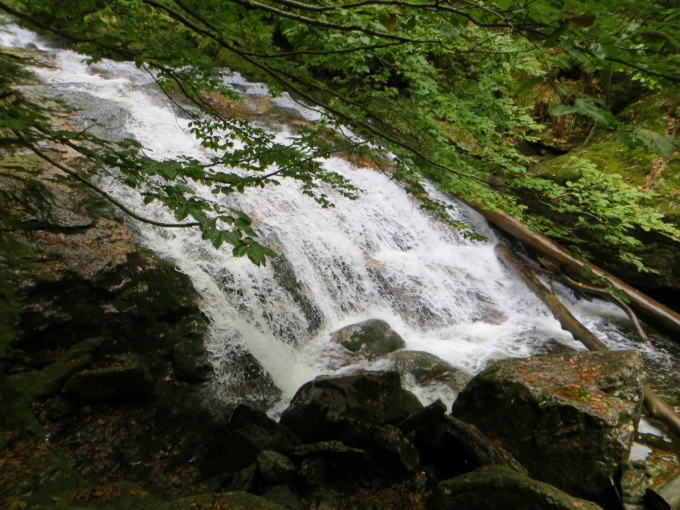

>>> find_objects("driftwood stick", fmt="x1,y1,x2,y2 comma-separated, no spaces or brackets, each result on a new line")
496,244,680,439
558,273,651,345
477,207,680,336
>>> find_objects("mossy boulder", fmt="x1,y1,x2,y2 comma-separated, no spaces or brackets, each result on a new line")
430,465,603,510
280,370,422,443
451,350,645,504
330,319,406,360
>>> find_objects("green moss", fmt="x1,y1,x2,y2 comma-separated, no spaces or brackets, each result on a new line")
533,91,680,228
619,92,679,132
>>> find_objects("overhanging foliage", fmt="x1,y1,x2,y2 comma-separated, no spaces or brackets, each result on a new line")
1,0,679,267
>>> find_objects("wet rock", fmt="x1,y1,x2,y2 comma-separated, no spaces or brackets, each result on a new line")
326,412,420,474
430,465,603,510
415,414,527,479
172,338,212,382
270,253,324,342
211,346,282,410
451,350,646,503
228,464,257,492
290,441,370,488
61,354,154,402
37,338,103,397
387,350,471,392
257,450,295,485
622,436,680,507
0,158,92,231
645,469,680,510
279,370,422,443
330,319,406,360
200,404,298,480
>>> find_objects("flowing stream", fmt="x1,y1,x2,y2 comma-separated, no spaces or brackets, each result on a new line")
4,23,679,413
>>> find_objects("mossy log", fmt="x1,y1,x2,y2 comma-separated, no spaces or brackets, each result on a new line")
495,244,680,439
479,207,680,337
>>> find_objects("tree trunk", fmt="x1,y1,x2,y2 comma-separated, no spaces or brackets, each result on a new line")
477,207,680,337
495,244,680,439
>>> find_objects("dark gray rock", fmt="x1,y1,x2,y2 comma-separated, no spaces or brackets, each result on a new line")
61,354,154,402
387,350,471,392
173,338,212,382
200,404,298,479
279,370,422,443
451,350,645,502
290,440,370,461
299,457,328,489
291,441,371,488
212,346,282,410
415,414,527,479
262,485,308,510
330,319,406,360
257,450,295,485
326,412,420,474
430,465,603,510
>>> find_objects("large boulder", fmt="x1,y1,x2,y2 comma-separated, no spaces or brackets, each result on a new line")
330,319,406,360
279,370,422,443
430,465,603,510
451,350,645,503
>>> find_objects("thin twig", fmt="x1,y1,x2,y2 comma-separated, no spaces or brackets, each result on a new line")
14,131,201,229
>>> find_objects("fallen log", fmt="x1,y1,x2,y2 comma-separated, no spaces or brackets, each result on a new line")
477,207,680,337
495,244,680,439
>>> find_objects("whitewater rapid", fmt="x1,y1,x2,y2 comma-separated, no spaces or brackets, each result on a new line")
4,22,675,411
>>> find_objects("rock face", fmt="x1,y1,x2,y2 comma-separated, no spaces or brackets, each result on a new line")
330,319,406,359
430,465,603,510
279,370,422,443
451,350,646,503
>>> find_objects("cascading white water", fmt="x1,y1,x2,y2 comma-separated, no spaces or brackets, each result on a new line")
4,23,677,411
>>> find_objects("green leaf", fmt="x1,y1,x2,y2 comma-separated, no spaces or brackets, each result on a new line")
634,128,676,158
552,98,618,129
232,244,249,257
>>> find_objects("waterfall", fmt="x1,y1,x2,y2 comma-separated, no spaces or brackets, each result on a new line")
4,23,677,411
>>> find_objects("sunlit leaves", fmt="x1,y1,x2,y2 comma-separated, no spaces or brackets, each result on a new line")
2,0,679,270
